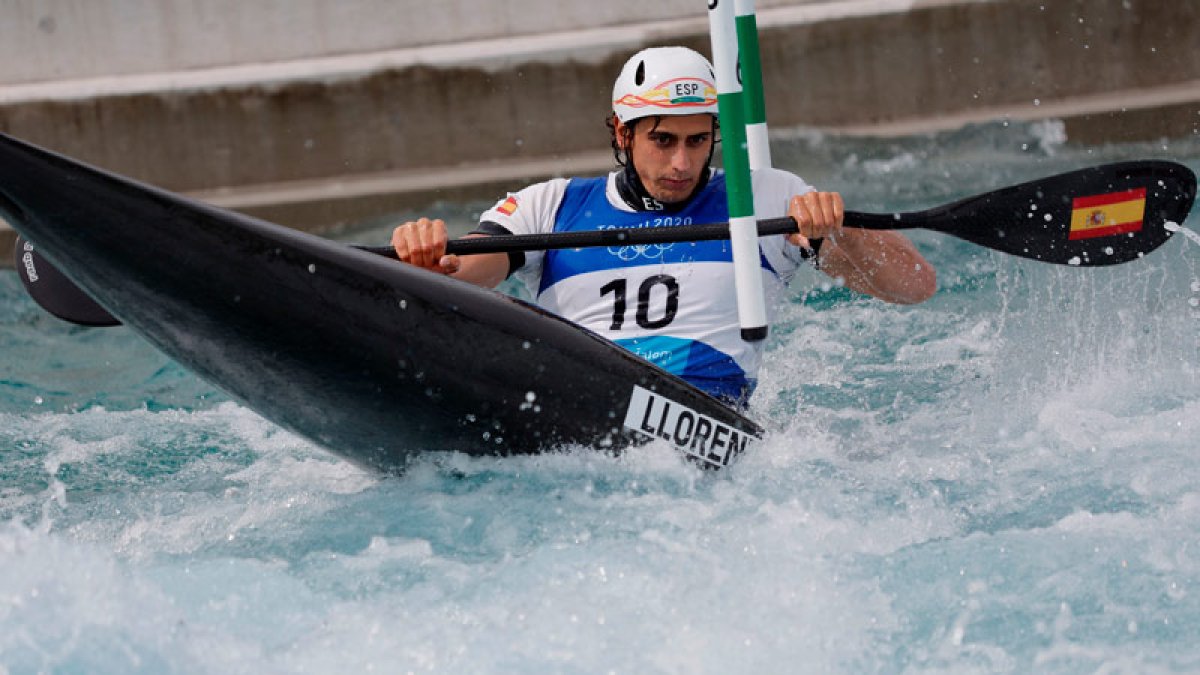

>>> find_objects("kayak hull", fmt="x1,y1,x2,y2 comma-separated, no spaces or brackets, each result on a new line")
0,133,761,471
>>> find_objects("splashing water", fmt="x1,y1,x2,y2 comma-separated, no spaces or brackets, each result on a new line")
1165,221,1200,246
2,121,1199,673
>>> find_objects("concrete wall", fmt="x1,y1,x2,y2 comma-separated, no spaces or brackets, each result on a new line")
1,0,1198,242
767,0,1200,128
1,0,815,84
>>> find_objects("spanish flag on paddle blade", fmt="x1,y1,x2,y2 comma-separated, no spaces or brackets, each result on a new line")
1068,188,1146,240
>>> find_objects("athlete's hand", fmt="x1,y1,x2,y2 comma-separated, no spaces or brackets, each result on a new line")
392,218,461,275
787,191,844,248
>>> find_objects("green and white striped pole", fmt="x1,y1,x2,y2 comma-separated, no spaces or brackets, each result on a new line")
735,0,771,171
708,0,768,341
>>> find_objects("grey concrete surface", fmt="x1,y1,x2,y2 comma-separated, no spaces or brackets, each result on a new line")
1,0,821,85
1,0,1198,256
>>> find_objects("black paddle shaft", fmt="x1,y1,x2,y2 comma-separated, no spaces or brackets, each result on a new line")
10,157,1196,328
355,160,1195,267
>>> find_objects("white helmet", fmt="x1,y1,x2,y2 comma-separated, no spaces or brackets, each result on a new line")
612,47,718,123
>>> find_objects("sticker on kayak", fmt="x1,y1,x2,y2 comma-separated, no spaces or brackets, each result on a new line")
623,385,756,468
20,241,39,283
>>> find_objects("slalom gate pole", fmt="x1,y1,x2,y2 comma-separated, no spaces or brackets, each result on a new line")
708,0,768,341
734,0,772,171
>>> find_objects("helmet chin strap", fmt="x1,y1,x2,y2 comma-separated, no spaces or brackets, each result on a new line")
617,160,665,212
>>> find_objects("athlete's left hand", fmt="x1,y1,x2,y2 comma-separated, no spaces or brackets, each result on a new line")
787,191,844,247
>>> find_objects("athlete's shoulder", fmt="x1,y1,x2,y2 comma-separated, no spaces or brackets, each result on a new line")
751,166,815,195
510,176,574,203
480,178,572,235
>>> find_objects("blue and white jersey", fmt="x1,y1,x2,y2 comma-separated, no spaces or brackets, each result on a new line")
481,168,815,403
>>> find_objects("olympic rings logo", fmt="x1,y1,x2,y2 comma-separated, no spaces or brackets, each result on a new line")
600,218,691,261
607,242,675,261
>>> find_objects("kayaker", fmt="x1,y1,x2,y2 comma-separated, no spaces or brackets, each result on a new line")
392,46,936,406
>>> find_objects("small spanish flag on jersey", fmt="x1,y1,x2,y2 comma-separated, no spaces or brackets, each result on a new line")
1068,188,1146,240
497,195,518,216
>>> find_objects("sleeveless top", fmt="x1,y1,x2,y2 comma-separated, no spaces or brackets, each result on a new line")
480,168,815,405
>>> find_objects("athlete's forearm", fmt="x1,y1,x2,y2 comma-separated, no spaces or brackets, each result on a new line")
818,229,937,304
451,253,510,288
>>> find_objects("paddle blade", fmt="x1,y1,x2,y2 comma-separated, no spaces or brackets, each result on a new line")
12,235,121,326
887,161,1197,266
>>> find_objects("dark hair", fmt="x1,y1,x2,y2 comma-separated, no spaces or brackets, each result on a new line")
606,115,648,168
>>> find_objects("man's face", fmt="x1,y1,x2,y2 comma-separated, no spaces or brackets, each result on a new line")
617,114,715,205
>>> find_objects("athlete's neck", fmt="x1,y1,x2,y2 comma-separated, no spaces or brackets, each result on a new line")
615,164,712,213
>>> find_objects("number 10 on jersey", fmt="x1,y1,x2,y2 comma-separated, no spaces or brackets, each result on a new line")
600,275,680,330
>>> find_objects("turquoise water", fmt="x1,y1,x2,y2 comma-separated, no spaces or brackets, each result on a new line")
2,120,1199,673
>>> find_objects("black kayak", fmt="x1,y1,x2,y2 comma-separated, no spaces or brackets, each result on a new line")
0,133,762,471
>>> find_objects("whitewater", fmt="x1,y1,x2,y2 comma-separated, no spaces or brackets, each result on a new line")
2,120,1198,673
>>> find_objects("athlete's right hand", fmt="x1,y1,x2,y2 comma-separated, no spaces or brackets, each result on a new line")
392,218,461,275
